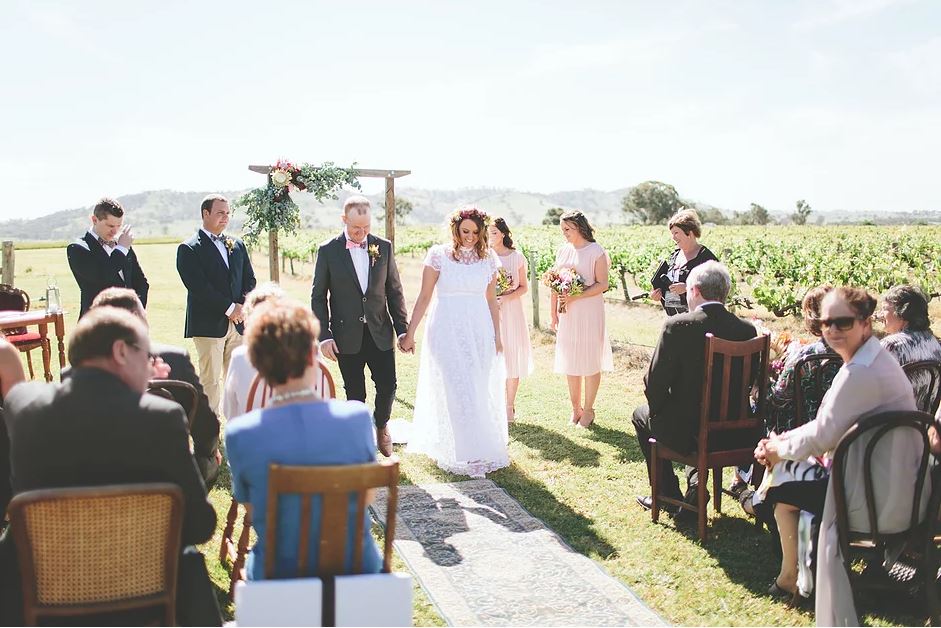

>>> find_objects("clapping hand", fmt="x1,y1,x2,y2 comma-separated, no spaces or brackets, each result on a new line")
117,224,134,249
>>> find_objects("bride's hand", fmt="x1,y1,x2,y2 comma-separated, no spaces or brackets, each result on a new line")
399,335,416,354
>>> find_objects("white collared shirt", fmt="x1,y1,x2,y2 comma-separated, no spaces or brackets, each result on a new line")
200,228,235,317
201,228,229,269
695,300,724,311
88,228,128,280
346,229,369,294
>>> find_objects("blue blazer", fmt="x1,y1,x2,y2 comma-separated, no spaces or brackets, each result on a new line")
176,230,256,338
67,232,149,318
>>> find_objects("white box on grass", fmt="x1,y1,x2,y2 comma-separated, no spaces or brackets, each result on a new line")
335,572,413,626
234,577,323,627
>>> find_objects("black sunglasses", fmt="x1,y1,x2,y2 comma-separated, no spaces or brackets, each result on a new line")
818,316,864,331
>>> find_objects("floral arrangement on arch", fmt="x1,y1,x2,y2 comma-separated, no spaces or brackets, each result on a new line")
235,159,361,246
449,206,492,227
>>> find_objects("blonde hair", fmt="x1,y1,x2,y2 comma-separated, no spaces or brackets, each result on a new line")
343,195,371,216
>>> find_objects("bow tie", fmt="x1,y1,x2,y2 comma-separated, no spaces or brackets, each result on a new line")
98,237,117,248
210,233,226,242
346,239,367,250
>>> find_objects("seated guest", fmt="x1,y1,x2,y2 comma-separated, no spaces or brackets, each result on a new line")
0,338,26,521
766,285,835,433
756,287,924,624
226,300,380,580
878,285,941,411
1,307,219,625
222,282,286,419
633,261,760,513
89,287,223,488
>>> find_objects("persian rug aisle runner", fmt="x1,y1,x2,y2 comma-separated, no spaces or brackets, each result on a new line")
370,480,666,627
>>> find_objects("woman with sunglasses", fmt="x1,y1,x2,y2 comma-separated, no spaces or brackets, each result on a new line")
754,287,925,624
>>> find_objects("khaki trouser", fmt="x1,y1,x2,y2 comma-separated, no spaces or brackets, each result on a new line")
193,322,242,416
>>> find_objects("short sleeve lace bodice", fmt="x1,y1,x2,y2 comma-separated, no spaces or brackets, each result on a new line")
424,244,500,297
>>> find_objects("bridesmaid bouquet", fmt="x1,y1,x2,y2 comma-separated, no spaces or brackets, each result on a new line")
542,267,585,313
496,268,513,296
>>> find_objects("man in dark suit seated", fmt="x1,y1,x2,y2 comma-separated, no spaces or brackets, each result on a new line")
0,307,220,625
633,261,759,514
90,287,223,488
67,197,149,319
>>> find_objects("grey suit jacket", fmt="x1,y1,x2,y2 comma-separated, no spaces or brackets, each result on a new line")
310,233,408,353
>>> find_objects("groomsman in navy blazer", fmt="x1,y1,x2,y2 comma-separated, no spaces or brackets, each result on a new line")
67,197,149,318
177,194,256,415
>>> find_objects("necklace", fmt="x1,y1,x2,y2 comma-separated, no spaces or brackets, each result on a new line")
269,388,318,405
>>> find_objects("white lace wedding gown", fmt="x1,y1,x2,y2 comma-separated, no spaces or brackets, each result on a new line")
408,244,510,478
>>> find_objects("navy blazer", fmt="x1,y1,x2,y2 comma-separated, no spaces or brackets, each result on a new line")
67,232,149,318
176,230,256,339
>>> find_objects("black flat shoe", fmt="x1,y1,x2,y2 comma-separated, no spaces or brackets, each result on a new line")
636,495,654,511
637,495,683,517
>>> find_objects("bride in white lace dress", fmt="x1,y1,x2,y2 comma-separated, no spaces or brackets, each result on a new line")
400,207,510,478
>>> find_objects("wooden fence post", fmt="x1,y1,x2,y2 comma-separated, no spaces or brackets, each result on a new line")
268,230,280,282
1,241,13,286
529,252,539,330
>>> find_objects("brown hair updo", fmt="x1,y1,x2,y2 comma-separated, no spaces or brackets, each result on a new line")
801,284,833,337
247,301,321,386
492,217,515,249
559,210,596,242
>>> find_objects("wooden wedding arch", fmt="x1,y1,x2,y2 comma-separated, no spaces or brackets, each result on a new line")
248,165,411,281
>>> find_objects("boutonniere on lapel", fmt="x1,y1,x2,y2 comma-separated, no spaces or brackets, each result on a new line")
223,236,236,255
368,244,380,268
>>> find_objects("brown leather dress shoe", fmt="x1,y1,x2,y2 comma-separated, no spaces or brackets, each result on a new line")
377,427,393,457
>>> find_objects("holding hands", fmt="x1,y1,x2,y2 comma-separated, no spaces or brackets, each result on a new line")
398,334,416,354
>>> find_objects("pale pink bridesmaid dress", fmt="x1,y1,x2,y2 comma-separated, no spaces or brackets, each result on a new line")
553,242,614,375
497,250,533,379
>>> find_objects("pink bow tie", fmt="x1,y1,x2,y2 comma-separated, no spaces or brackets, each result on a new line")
346,239,366,250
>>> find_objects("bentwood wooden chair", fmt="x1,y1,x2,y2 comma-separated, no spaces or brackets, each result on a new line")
8,483,183,626
650,333,770,541
902,360,941,416
0,285,47,380
829,411,939,623
790,352,843,429
147,379,199,430
264,460,399,625
222,361,338,598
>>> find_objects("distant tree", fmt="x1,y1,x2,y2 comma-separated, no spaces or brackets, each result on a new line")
736,203,771,225
542,207,565,225
621,181,682,224
791,199,812,225
380,197,414,224
696,206,728,225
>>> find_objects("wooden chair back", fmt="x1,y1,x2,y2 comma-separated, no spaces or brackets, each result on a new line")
791,352,843,429
246,361,337,410
147,379,199,430
264,460,399,579
830,411,934,603
902,360,941,416
8,483,183,626
697,333,770,450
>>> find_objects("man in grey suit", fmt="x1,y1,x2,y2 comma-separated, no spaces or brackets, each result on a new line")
311,195,409,456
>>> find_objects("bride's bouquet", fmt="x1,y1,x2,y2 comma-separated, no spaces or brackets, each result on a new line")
542,267,585,313
495,268,512,296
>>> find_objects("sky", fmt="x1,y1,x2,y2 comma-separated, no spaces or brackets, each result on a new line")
1,0,939,220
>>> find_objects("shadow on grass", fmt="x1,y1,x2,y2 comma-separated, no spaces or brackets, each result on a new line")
584,423,644,464
510,423,601,467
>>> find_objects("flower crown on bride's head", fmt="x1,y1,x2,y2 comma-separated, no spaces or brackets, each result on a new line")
449,206,491,227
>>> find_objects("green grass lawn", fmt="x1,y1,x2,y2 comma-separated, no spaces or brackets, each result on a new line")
7,241,931,626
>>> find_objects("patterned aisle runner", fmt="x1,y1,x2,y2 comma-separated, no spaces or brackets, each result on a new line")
371,480,666,627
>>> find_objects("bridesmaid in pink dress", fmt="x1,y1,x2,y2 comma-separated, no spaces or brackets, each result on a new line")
550,210,613,428
488,218,534,423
